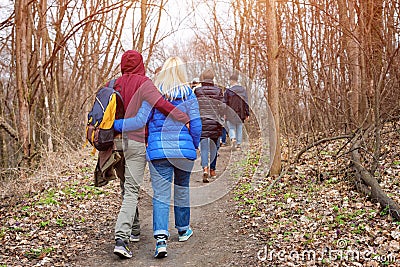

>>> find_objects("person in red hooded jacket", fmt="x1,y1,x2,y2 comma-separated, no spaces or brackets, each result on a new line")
113,50,190,259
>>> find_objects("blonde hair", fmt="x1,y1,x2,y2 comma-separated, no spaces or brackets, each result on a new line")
154,56,191,100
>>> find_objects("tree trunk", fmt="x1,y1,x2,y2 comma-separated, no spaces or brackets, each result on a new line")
338,0,361,128
144,0,164,68
39,0,53,152
15,0,30,165
265,0,281,176
137,0,147,52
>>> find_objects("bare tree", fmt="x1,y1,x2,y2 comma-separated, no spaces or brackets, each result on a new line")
264,0,281,175
2,0,176,170
14,0,30,165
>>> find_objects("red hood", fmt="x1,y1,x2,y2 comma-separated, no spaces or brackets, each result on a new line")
121,50,146,75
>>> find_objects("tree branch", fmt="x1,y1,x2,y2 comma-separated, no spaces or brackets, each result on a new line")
350,128,400,221
295,134,354,162
0,116,18,141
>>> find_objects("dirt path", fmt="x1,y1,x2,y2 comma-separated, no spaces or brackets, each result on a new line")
72,144,257,266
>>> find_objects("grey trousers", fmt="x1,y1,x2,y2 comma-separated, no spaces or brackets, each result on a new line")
114,139,146,242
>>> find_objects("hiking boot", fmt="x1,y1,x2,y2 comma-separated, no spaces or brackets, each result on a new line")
178,228,193,242
236,144,241,150
154,238,168,258
113,238,132,259
203,167,209,183
129,233,140,242
210,169,216,179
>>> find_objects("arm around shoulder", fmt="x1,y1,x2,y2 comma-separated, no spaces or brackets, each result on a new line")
114,101,152,132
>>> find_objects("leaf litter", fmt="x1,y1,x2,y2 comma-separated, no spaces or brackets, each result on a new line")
1,124,400,266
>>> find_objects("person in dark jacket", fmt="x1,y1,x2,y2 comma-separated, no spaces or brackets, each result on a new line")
224,73,249,150
112,50,190,259
194,69,225,182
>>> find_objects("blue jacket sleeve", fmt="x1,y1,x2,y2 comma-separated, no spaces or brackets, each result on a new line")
186,94,202,149
113,101,153,132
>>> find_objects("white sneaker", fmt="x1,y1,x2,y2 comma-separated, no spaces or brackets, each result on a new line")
129,234,140,242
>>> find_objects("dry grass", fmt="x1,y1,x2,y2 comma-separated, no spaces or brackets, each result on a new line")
0,146,95,205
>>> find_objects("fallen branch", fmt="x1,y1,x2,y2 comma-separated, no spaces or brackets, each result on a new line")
294,134,353,163
350,131,400,221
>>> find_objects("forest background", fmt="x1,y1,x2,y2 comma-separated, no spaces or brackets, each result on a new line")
1,0,400,239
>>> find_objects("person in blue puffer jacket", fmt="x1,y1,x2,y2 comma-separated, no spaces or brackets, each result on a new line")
114,56,201,259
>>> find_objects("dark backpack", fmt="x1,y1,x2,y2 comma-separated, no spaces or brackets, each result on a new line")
86,80,124,151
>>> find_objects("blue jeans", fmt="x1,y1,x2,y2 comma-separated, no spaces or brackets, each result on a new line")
227,121,243,145
200,137,219,170
221,128,227,144
149,159,194,238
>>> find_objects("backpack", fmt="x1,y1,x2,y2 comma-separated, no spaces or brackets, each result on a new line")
85,79,124,151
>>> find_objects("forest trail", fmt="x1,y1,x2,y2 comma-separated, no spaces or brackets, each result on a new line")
3,129,400,267
72,144,255,266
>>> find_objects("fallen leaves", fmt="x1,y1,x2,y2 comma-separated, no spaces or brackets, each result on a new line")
0,150,121,266
1,124,400,266
231,128,400,266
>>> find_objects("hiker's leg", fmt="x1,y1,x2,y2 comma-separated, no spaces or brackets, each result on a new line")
114,140,146,242
227,120,236,140
131,206,140,236
236,122,243,145
114,140,139,235
209,137,219,170
149,159,173,238
199,138,209,168
173,159,193,232
221,128,226,144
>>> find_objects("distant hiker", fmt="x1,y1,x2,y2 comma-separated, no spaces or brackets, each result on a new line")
114,56,201,259
194,69,225,182
224,73,249,150
111,50,190,259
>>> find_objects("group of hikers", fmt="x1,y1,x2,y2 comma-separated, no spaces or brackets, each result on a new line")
102,50,249,259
